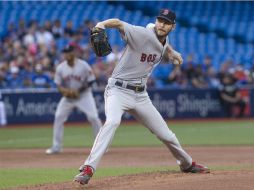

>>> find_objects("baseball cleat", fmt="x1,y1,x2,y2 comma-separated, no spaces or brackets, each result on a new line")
181,162,210,173
45,147,62,155
74,165,94,185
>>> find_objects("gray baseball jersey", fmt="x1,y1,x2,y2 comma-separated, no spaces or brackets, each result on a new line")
55,58,95,93
49,58,102,152
111,22,170,84
83,21,192,172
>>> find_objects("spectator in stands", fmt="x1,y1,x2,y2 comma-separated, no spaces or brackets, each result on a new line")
7,23,18,41
249,64,254,86
206,67,220,88
82,19,94,37
167,66,188,88
47,43,60,67
0,63,8,88
0,5,253,91
23,25,37,47
64,21,74,37
2,39,16,62
229,64,252,86
219,73,247,118
6,65,24,89
31,64,53,88
190,64,209,89
52,20,64,39
35,26,54,48
183,54,196,84
202,55,213,75
17,19,27,41
13,40,25,57
218,59,234,80
184,54,196,66
43,20,53,32
0,48,4,62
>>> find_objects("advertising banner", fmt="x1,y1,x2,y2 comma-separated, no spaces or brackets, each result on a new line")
1,88,252,124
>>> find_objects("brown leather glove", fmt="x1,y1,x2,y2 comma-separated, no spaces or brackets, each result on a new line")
62,89,79,99
90,27,112,57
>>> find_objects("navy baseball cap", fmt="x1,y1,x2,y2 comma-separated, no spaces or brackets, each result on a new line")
61,45,74,53
157,9,176,24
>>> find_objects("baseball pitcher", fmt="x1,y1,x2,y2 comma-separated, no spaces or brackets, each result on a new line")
74,9,210,184
46,45,102,154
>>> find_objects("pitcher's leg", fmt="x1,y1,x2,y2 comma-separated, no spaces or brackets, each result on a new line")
133,100,192,170
52,98,73,149
84,95,124,170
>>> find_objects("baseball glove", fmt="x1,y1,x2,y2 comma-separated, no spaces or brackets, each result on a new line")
90,27,112,57
62,89,79,99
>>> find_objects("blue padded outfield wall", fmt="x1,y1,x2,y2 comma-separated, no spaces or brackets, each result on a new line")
2,88,253,124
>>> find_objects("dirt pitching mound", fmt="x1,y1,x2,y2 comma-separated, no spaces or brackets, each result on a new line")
2,146,254,190
7,170,254,190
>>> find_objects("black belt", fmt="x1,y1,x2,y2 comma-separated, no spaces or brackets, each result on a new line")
115,81,145,92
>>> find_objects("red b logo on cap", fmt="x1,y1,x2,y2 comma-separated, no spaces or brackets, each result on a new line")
162,9,169,15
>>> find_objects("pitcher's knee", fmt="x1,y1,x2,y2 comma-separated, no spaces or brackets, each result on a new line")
104,119,121,129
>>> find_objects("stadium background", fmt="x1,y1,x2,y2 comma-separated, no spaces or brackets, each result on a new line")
0,1,254,124
0,1,254,190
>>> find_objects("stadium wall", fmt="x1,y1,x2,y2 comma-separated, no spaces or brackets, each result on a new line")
2,88,253,124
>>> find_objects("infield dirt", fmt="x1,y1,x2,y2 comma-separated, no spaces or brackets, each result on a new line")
1,146,254,190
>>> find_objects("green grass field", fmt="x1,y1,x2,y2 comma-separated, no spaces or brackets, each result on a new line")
0,120,254,189
0,120,254,149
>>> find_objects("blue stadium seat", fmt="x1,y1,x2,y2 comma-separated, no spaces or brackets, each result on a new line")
0,1,253,70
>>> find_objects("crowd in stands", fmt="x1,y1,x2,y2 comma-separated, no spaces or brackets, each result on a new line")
0,19,254,91
152,54,254,89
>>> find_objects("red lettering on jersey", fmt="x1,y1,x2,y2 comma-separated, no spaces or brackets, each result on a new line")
140,53,157,63
152,54,157,62
63,75,81,82
147,54,153,62
140,53,147,62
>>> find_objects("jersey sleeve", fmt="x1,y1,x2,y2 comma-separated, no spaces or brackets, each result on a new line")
160,47,169,64
160,43,172,64
161,39,180,64
54,66,62,86
122,21,147,49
